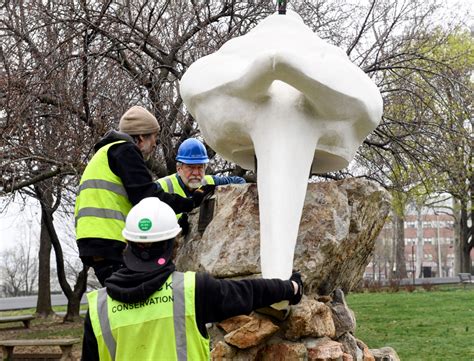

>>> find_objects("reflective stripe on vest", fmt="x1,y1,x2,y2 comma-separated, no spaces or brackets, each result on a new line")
88,271,209,361
157,174,215,219
75,208,126,225
97,288,116,360
172,272,186,361
164,177,175,194
78,179,128,198
75,140,132,242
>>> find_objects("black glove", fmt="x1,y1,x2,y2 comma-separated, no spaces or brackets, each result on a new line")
178,214,190,236
289,272,304,305
191,184,216,208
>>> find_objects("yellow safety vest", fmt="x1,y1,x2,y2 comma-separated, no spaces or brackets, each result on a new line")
157,174,215,219
75,141,132,243
87,271,210,361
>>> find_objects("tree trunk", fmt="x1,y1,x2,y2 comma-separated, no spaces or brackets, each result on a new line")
453,198,461,274
64,265,89,322
34,181,89,322
35,185,53,317
459,199,471,273
40,199,88,322
416,205,424,278
394,212,407,279
36,221,53,316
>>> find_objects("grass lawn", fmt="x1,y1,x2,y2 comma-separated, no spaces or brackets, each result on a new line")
346,286,474,361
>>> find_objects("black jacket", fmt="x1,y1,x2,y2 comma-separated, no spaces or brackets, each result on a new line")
77,131,194,263
81,264,294,360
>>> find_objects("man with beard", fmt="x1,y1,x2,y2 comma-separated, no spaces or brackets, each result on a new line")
157,138,245,234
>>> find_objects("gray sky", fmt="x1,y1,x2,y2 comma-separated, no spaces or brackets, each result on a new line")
0,199,39,253
0,198,77,256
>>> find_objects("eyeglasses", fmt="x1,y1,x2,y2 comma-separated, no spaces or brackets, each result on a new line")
181,164,206,173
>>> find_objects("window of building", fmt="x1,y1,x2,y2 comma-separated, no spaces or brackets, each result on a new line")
422,221,433,228
405,221,416,228
423,238,433,245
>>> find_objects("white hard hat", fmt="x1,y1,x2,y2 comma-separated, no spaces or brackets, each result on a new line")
122,197,181,243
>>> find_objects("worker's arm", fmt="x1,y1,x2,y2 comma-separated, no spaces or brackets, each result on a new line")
194,272,295,335
81,311,100,361
108,143,194,213
212,175,246,185
154,186,194,213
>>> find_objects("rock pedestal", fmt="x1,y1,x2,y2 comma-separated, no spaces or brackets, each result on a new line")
176,178,391,295
209,294,400,361
174,179,397,360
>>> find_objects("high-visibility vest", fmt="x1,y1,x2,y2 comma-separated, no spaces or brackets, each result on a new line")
157,174,215,219
87,271,210,361
75,141,132,242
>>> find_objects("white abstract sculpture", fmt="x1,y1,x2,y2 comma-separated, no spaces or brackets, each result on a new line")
180,11,383,282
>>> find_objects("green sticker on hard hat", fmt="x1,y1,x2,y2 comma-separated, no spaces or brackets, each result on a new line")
138,218,152,231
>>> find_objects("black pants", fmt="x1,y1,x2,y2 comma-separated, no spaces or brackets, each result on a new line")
92,259,124,286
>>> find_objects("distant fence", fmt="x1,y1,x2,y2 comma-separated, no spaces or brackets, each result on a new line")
0,294,87,312
364,276,460,287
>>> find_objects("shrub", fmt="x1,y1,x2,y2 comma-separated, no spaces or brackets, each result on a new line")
388,279,401,292
421,281,436,292
365,279,383,293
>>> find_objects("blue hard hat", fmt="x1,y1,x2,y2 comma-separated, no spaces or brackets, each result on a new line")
176,138,209,164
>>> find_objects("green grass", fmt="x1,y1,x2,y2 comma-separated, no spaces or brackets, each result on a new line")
347,286,474,361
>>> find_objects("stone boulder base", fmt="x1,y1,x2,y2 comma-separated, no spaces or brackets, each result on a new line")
173,179,397,360
304,337,344,360
218,315,253,333
224,317,279,349
256,342,307,361
370,347,400,361
331,289,356,338
285,296,336,341
176,178,391,294
209,296,395,361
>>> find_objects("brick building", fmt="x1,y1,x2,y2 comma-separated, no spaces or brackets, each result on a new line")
364,212,469,280
402,214,455,278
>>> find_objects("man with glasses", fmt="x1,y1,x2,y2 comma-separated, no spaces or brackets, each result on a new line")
75,107,208,285
157,138,245,234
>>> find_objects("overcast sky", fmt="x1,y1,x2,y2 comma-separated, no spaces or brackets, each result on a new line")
0,198,77,257
0,199,38,253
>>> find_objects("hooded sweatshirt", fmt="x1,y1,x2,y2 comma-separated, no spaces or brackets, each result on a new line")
77,131,194,263
81,263,295,361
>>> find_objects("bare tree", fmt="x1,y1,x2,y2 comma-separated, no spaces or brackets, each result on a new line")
0,233,38,297
1,0,98,320
0,0,275,320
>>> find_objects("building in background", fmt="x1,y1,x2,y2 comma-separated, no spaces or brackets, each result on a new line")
364,204,474,280
402,213,455,278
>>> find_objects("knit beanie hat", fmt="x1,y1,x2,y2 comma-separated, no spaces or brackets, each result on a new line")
119,106,160,135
